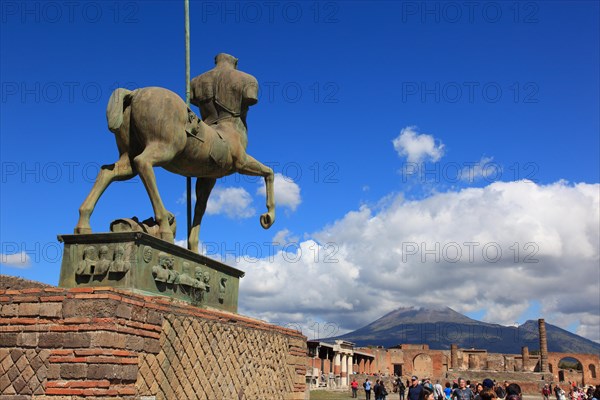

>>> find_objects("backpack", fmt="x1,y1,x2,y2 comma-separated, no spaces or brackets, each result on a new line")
364,382,367,389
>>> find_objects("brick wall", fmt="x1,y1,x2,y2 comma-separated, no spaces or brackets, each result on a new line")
0,287,307,399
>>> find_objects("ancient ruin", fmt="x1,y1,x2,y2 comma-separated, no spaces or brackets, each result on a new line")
306,319,599,394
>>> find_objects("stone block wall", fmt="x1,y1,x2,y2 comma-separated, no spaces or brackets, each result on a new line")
0,286,307,399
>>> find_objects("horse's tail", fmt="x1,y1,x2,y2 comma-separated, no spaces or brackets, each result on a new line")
106,88,133,132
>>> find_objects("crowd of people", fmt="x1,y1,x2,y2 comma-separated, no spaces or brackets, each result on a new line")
348,375,600,400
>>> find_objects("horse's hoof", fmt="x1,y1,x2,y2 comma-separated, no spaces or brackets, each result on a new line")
260,213,274,229
74,226,92,234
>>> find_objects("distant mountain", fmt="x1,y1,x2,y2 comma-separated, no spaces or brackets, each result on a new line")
329,306,600,355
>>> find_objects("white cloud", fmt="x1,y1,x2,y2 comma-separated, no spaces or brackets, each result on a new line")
257,173,301,212
1,252,31,268
393,126,445,163
206,187,255,218
460,156,501,183
235,180,600,342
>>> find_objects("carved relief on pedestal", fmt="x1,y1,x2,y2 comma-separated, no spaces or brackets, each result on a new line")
76,246,98,276
110,245,131,273
152,252,177,283
219,277,227,303
96,245,111,276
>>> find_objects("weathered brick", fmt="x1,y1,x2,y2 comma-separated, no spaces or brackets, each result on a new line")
18,302,40,316
2,303,19,316
16,332,38,347
90,331,126,349
39,303,62,318
0,333,18,347
62,298,118,319
87,363,118,380
63,332,91,348
146,309,163,325
38,332,63,348
46,363,60,380
125,335,144,352
120,364,138,381
12,376,27,394
115,303,132,320
60,363,88,379
144,338,161,354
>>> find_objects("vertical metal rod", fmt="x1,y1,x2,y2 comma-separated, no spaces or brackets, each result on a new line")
184,0,192,248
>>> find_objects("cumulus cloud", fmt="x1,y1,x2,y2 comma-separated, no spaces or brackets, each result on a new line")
234,180,600,341
206,187,255,218
393,126,445,163
0,252,31,268
257,173,301,211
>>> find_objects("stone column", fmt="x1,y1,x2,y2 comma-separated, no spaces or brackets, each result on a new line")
451,344,458,370
521,346,529,371
346,356,353,385
341,354,347,385
334,352,342,376
538,319,548,373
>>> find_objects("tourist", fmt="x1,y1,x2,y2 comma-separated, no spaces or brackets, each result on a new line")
474,383,484,400
444,382,453,400
352,378,359,398
480,388,498,400
381,381,389,400
543,384,552,400
591,385,600,400
452,378,474,400
506,383,522,400
398,377,407,400
420,386,435,400
482,380,495,391
409,376,424,400
496,383,506,400
375,380,382,400
434,381,445,400
365,378,373,400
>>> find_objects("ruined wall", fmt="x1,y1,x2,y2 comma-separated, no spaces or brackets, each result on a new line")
0,286,307,399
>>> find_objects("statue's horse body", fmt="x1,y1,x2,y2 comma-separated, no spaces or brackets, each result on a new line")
74,86,275,253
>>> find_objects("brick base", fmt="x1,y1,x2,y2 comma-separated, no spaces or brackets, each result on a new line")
0,287,307,399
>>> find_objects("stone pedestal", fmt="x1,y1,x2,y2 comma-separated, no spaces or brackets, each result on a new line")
58,232,243,313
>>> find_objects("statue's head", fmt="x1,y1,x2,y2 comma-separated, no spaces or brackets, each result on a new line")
215,53,238,69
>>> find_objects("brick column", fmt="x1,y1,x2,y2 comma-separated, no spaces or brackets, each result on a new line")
522,346,529,371
538,319,548,373
334,352,341,376
451,344,458,370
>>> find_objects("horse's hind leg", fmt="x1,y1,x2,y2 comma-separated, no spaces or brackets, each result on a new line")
133,146,175,243
74,154,136,234
188,177,217,253
236,155,275,229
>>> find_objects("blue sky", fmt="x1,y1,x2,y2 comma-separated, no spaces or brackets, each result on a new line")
1,1,599,342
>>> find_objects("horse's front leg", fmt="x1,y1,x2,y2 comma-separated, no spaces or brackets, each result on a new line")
188,177,217,253
236,155,275,229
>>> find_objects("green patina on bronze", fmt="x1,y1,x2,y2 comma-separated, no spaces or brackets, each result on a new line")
57,232,243,313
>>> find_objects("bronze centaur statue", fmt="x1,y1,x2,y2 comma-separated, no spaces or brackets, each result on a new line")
74,53,275,253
